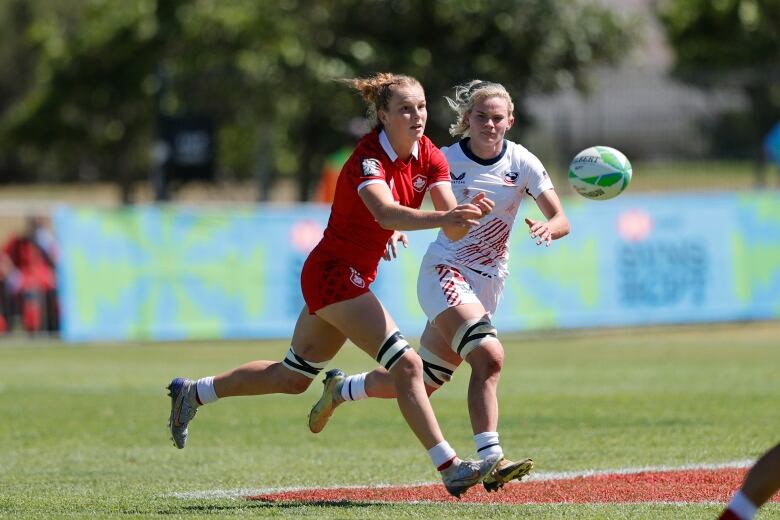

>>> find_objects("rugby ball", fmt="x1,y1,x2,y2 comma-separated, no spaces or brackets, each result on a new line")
568,146,632,200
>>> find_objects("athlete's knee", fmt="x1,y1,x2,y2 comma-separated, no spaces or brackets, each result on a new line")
388,346,423,381
466,342,504,380
280,346,329,393
451,316,499,360
419,344,458,390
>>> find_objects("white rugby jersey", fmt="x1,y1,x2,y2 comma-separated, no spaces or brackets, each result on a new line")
426,138,554,277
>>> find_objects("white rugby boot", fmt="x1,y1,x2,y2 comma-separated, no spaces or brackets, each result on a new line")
167,377,199,449
441,453,502,498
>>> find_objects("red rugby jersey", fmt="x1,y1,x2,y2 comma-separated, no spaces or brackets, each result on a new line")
321,129,450,268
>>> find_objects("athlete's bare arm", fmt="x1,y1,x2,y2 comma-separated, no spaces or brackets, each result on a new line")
524,189,570,247
359,182,482,232
429,185,494,241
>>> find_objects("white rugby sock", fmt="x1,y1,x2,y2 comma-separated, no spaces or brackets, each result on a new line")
474,431,503,459
340,373,368,401
196,376,219,405
429,440,457,470
726,491,757,520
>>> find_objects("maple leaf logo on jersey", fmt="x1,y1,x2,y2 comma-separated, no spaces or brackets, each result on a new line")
503,171,519,185
349,267,365,288
450,172,466,185
412,174,427,193
361,158,382,178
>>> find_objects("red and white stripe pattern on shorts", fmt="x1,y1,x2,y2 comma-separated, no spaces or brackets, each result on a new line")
435,264,466,307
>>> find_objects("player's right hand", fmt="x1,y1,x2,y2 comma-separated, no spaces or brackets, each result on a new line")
445,203,482,229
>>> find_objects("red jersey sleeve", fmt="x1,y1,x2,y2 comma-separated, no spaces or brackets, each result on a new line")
427,143,451,188
341,137,389,195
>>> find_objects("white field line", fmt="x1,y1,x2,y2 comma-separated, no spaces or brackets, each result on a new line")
522,459,754,482
166,459,754,500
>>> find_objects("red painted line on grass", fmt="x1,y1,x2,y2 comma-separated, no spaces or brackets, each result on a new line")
247,467,780,504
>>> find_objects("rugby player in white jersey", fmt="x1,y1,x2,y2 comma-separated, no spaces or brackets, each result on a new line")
309,80,570,492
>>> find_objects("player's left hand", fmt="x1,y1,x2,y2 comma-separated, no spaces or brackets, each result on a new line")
525,217,552,247
383,231,409,261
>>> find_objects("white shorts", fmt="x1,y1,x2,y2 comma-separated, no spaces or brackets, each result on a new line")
417,251,505,323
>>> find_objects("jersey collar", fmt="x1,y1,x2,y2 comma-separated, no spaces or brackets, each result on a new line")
459,137,507,166
379,129,419,162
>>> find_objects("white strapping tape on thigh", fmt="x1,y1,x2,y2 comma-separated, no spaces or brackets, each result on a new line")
376,329,411,371
451,317,498,359
282,346,329,379
418,345,458,388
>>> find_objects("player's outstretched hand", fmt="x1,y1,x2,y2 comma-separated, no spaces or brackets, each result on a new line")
446,203,482,229
470,192,495,217
383,231,409,261
525,217,552,247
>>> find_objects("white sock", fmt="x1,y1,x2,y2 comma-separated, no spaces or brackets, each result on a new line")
727,491,757,520
340,373,368,401
428,441,457,470
474,431,503,459
196,376,219,405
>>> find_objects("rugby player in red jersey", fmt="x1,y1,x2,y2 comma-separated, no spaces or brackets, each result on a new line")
167,73,499,497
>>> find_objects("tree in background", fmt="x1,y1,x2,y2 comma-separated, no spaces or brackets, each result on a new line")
0,0,636,202
0,0,36,183
658,0,780,185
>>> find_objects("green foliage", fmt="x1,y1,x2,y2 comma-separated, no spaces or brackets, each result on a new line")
659,0,780,69
657,0,780,162
0,0,637,200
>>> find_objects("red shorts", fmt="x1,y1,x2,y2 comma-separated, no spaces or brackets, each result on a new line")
301,245,378,314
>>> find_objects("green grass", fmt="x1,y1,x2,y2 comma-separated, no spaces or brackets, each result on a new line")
1,322,779,519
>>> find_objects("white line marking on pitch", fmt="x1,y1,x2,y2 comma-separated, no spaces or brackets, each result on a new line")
166,459,753,500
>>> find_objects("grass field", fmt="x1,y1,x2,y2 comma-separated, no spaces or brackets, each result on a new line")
1,321,779,519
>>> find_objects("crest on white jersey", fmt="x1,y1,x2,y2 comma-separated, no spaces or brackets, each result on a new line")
503,171,519,185
361,158,382,178
412,174,427,193
349,267,365,288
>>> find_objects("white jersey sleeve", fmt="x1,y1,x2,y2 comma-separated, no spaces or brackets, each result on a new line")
513,144,554,199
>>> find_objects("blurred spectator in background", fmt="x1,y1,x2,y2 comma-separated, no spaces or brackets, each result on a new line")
314,146,351,204
765,121,780,176
0,216,60,335
315,118,369,204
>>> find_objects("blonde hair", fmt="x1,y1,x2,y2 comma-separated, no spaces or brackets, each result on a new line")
343,73,422,130
445,80,514,138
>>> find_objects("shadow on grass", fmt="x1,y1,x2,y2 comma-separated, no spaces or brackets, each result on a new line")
165,500,382,514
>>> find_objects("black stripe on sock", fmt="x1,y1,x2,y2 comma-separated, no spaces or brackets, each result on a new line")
477,443,500,453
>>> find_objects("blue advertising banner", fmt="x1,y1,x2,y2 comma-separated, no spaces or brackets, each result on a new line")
54,192,780,342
